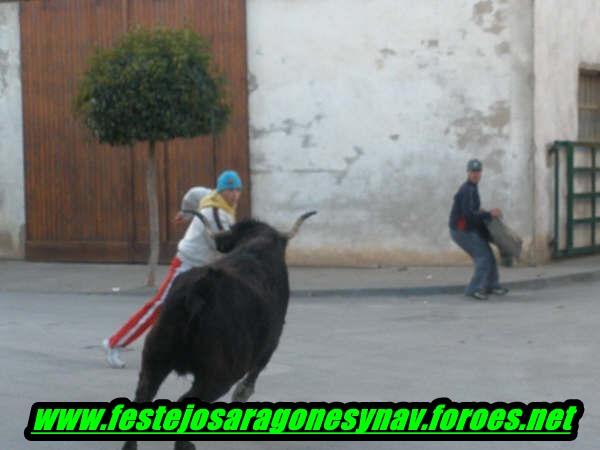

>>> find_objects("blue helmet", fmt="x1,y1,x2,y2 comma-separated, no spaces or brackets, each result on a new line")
216,170,242,192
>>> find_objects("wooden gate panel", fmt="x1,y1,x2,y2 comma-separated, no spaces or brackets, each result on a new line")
22,0,135,261
207,0,251,220
21,0,250,263
21,0,250,262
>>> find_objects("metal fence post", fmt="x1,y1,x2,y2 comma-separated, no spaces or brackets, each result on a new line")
592,146,597,247
553,143,560,257
566,142,574,253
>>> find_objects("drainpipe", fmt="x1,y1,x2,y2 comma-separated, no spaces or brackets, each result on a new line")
529,0,538,266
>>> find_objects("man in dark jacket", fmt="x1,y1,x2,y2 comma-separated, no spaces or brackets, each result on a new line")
449,159,508,300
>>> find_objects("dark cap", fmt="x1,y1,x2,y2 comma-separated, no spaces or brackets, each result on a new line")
467,159,483,172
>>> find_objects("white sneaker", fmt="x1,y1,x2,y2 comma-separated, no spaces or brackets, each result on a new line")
102,338,125,369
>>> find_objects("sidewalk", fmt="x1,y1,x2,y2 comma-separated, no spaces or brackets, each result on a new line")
1,254,600,298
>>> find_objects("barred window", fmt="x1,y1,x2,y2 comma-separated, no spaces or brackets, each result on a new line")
578,70,600,141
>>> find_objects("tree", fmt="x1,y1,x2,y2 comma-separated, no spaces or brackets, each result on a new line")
75,27,229,286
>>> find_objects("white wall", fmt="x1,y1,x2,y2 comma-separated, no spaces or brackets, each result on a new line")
533,0,600,260
0,2,24,259
247,0,535,265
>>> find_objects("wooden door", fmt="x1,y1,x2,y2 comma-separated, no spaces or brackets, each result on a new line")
20,0,250,262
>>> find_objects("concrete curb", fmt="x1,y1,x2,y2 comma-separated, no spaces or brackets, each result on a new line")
2,269,600,299
290,269,600,298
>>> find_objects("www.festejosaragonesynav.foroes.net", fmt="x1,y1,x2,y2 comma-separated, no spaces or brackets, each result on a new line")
24,398,584,441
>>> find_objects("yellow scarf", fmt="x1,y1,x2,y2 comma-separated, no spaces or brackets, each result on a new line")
199,190,236,219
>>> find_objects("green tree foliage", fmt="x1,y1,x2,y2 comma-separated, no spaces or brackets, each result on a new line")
75,27,230,285
75,27,230,145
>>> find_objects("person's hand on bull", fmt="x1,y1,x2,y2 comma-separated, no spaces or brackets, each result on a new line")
490,208,502,218
173,211,190,225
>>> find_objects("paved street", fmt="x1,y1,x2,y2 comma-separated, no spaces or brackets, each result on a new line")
1,282,599,449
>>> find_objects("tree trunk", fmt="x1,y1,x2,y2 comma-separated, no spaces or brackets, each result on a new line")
146,141,159,287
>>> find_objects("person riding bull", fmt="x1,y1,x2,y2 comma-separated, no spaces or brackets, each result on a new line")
102,170,243,368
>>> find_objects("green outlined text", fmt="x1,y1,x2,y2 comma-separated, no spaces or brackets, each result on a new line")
25,398,584,441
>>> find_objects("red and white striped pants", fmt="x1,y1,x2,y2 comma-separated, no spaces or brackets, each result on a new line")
107,256,192,349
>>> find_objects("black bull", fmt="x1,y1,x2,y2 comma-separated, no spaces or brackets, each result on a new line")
123,211,316,450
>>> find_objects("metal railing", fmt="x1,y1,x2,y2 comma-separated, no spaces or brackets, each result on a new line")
550,141,600,257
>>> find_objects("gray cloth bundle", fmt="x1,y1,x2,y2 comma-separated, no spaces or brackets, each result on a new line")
485,217,523,260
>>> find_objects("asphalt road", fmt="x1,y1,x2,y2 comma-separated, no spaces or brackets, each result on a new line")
1,282,599,449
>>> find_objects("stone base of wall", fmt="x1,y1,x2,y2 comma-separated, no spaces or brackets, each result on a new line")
286,238,550,267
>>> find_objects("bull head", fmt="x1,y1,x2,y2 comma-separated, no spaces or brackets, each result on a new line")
181,210,317,243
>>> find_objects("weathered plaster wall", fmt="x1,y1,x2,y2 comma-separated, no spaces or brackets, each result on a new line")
0,2,24,259
533,0,600,261
247,0,534,265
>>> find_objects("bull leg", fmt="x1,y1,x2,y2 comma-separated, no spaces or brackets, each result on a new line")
122,362,172,450
122,285,192,450
122,441,138,450
232,348,276,402
178,377,233,402
174,441,196,450
231,371,258,402
173,379,232,450
134,365,171,402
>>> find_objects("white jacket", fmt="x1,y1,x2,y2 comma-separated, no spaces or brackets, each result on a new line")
175,187,234,267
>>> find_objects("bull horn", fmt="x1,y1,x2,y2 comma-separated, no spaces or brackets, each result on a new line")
181,209,225,239
284,210,317,239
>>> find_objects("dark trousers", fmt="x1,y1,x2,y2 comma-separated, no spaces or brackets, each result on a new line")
450,228,500,295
